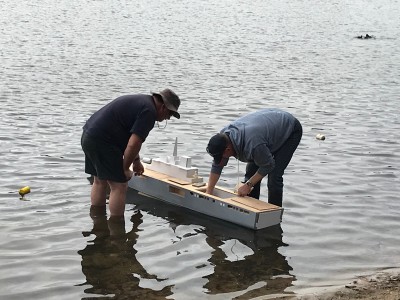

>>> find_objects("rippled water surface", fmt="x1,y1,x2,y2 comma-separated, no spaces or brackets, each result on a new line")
1,0,399,299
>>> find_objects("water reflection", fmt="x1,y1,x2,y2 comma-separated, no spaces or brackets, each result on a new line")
78,206,173,299
203,226,294,297
78,190,295,299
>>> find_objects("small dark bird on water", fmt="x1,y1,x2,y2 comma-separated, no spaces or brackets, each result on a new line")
356,34,375,39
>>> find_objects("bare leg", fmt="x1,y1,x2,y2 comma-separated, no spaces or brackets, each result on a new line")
108,215,126,237
90,204,106,217
89,205,109,237
107,181,128,217
91,176,108,206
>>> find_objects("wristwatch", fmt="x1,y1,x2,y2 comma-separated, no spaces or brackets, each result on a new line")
245,180,254,188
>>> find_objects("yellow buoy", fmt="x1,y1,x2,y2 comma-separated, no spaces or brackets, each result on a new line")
19,186,31,197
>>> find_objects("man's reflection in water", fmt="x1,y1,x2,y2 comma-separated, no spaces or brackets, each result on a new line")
164,205,295,298
78,205,173,299
78,191,295,299
203,225,294,297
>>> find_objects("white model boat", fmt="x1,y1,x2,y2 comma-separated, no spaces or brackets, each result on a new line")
128,139,283,230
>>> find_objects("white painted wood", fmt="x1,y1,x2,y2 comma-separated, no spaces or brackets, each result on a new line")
128,140,282,229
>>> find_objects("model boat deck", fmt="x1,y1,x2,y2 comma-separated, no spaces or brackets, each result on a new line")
128,139,283,230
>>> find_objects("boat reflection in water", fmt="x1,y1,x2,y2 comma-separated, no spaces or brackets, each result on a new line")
78,189,295,299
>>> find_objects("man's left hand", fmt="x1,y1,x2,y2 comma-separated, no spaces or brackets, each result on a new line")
237,183,252,197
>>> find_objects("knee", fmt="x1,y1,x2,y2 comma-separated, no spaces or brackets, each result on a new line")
108,181,128,192
93,177,108,187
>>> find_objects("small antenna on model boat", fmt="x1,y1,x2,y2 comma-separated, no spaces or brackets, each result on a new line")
173,137,178,157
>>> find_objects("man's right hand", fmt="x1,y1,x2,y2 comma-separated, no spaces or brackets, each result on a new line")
124,169,133,181
132,161,144,176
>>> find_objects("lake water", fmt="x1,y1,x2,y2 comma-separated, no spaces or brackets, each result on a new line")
1,0,399,299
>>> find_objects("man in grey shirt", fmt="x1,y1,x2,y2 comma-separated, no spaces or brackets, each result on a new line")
206,109,302,207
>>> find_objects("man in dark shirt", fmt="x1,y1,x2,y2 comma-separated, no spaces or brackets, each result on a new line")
81,89,181,217
206,109,302,207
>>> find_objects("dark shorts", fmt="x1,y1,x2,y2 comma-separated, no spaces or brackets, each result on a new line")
81,131,127,183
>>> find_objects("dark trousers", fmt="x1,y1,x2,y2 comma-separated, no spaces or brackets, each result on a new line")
244,119,302,206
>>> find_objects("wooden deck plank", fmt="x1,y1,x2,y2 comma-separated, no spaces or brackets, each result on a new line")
141,168,279,213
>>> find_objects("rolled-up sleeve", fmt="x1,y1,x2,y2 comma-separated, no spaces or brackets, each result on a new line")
210,157,229,175
252,144,275,176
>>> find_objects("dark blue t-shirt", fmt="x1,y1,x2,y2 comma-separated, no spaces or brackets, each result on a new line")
83,94,156,151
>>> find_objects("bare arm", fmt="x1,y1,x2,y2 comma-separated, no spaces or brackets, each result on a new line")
123,134,143,180
206,172,221,195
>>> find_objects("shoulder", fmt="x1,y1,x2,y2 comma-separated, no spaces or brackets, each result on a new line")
114,94,152,105
114,94,155,111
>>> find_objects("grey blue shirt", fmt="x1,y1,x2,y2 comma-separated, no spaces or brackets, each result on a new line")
211,109,297,176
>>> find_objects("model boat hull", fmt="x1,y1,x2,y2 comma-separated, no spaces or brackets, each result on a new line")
128,168,283,230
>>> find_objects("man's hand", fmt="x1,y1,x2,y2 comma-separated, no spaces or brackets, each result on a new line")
205,187,214,195
237,183,252,197
206,172,220,196
124,169,134,181
132,161,144,176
